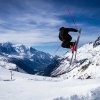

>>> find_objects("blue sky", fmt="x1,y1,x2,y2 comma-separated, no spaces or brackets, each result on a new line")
0,0,100,56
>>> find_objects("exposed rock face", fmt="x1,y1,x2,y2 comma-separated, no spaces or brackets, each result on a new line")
93,36,100,47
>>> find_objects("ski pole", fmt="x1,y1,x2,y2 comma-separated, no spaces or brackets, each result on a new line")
54,45,61,55
67,7,78,29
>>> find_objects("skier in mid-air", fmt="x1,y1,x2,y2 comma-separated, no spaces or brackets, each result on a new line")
59,27,79,52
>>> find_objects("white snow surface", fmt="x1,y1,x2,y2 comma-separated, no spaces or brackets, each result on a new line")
0,56,17,70
52,43,100,79
0,67,100,100
0,42,100,100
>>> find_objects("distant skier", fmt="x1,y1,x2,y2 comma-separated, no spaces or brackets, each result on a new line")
59,27,78,52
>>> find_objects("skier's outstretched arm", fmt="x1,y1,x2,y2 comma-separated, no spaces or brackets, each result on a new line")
66,28,78,32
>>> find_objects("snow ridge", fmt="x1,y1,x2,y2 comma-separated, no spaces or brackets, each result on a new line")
52,37,100,79
93,36,100,47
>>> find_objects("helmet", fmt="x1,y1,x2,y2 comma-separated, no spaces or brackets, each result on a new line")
59,27,64,31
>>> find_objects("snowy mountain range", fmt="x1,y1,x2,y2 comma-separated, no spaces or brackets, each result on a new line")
0,36,100,79
0,37,100,100
0,42,59,76
51,36,100,79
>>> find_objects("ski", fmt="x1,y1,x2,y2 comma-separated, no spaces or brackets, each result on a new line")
69,51,74,65
74,29,81,60
69,29,81,66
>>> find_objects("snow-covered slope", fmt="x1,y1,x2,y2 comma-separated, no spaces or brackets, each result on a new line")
1,37,100,100
0,67,100,100
0,42,59,76
51,36,100,79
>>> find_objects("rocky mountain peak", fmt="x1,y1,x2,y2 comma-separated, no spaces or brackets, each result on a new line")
93,36,100,47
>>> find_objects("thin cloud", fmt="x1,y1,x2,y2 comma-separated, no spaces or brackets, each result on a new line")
0,29,59,45
0,0,99,56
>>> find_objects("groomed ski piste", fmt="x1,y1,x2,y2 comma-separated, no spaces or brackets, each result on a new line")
0,39,100,100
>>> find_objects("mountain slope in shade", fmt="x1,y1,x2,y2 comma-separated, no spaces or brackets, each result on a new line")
51,36,100,79
0,42,59,76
